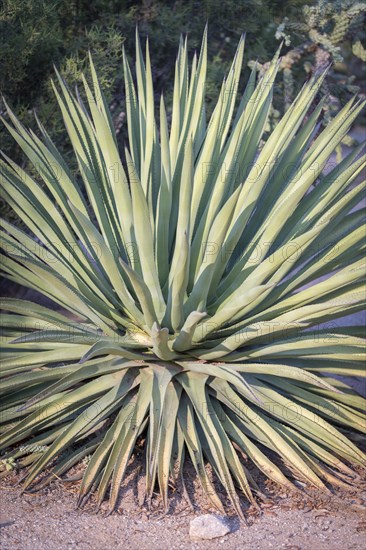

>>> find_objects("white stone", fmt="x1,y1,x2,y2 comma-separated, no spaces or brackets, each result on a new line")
189,514,230,540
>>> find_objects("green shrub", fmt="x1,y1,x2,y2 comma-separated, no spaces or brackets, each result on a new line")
0,29,365,517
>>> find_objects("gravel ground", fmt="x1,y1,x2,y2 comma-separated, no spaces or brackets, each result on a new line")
1,477,366,550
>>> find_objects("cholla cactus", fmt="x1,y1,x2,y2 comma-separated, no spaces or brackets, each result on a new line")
276,0,366,118
0,30,365,517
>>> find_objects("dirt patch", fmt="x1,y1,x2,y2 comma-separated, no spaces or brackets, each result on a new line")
1,470,366,550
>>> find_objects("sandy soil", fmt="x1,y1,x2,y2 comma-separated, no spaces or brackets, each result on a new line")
1,471,366,550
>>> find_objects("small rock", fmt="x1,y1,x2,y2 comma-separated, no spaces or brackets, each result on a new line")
189,514,230,540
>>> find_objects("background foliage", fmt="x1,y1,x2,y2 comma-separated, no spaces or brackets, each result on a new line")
0,0,365,211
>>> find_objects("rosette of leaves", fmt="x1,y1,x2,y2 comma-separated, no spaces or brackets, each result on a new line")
0,29,365,518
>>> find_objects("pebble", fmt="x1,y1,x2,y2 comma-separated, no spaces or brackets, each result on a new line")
189,514,230,540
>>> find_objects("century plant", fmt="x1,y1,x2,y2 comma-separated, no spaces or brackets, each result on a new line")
0,29,365,518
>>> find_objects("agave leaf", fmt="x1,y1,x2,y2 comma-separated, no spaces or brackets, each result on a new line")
301,376,365,410
0,372,122,450
163,232,190,331
186,187,241,312
180,371,247,518
0,345,90,372
124,150,166,318
278,423,357,476
1,104,87,218
244,102,365,258
78,390,138,506
21,369,137,491
263,377,365,431
17,358,139,410
79,340,152,363
0,298,91,329
145,364,180,503
169,137,193,286
122,46,140,171
212,400,294,491
177,393,225,513
32,437,102,490
50,75,123,253
81,74,133,247
67,201,141,325
212,362,342,393
242,100,325,245
155,381,182,511
108,368,153,511
150,324,178,360
119,258,159,331
211,378,326,488
1,218,114,308
172,311,207,351
247,377,366,465
155,94,173,287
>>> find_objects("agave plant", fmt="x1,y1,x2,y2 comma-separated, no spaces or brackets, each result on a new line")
0,29,365,518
